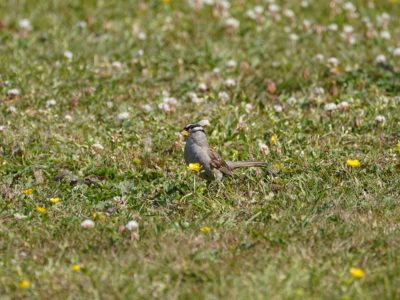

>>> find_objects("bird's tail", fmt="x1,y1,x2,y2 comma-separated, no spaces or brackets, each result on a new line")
225,160,268,170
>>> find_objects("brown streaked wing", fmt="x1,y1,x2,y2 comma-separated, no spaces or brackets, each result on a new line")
208,147,233,176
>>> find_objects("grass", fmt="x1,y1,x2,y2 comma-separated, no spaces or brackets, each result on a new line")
0,0,400,299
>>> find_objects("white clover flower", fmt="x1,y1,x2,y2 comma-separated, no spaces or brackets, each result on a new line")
224,18,240,30
91,143,104,150
187,92,203,104
303,19,311,28
375,55,387,64
159,102,171,113
159,96,178,113
254,5,263,14
8,106,17,113
126,220,139,231
338,101,349,110
327,57,339,67
375,115,385,123
218,91,229,102
300,1,309,8
77,21,87,29
138,32,147,40
380,31,391,40
7,88,20,96
283,9,295,19
313,87,325,95
0,125,6,132
117,112,130,120
324,103,337,111
395,96,400,104
81,219,95,229
142,104,153,112
287,96,297,105
64,50,73,60
199,119,210,126
268,4,280,13
245,103,253,112
224,78,236,87
197,83,208,92
18,19,32,30
315,54,325,62
106,101,114,108
112,61,123,69
328,23,338,31
46,99,57,107
289,33,299,42
343,2,356,11
259,143,270,156
226,59,237,68
393,48,400,57
273,105,283,113
213,67,221,74
14,213,28,220
65,114,73,121
343,25,354,34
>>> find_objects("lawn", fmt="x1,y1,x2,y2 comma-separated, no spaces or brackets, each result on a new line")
0,0,399,299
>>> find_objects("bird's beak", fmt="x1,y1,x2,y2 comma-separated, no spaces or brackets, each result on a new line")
181,130,189,137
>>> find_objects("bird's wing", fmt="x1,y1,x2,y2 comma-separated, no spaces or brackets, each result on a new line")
208,147,233,176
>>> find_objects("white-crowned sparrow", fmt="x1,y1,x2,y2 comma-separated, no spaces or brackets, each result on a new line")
182,124,268,181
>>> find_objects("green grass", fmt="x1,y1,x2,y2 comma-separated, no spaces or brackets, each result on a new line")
1,0,400,299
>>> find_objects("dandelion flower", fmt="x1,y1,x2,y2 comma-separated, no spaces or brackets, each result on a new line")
49,197,61,204
22,188,34,195
126,220,139,231
72,264,81,272
188,163,202,172
200,226,211,234
350,267,365,279
270,134,277,144
347,159,361,167
36,206,47,214
81,219,95,229
19,279,30,289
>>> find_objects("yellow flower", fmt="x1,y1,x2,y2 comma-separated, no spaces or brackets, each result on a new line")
270,134,277,144
22,188,34,195
350,267,365,279
49,197,61,204
19,279,30,289
200,226,211,234
36,206,47,214
347,159,361,167
188,163,202,172
72,264,81,272
93,212,105,221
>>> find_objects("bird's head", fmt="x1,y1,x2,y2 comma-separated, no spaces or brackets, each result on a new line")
181,124,205,137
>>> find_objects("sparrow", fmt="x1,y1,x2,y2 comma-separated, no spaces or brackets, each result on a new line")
182,123,268,181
